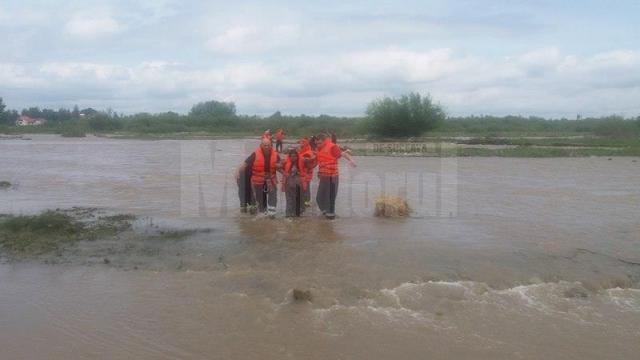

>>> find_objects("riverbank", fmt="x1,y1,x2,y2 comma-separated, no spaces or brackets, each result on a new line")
3,132,639,157
344,136,640,157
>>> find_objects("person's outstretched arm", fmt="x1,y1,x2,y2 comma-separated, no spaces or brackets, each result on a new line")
342,151,357,168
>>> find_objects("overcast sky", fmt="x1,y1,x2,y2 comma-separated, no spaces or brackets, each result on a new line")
1,0,639,117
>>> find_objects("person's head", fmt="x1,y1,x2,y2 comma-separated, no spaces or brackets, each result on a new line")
260,138,272,152
316,133,331,147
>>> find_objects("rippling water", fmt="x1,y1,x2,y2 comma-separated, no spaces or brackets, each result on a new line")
1,135,639,359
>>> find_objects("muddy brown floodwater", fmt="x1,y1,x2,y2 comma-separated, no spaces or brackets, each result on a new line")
1,135,639,360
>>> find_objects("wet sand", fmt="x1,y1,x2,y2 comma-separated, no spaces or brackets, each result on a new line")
1,135,639,359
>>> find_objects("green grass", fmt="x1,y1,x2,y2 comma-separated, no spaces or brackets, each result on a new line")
0,210,135,257
454,136,640,148
104,131,256,140
348,134,640,157
0,211,84,255
454,146,639,157
61,127,87,137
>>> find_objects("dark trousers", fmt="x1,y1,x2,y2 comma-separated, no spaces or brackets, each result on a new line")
285,175,304,217
316,176,339,215
237,168,254,209
252,183,277,213
303,182,311,205
276,140,283,152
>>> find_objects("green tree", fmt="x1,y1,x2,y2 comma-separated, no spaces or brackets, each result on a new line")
72,105,80,118
7,110,19,125
189,100,236,118
593,116,637,138
365,92,445,137
80,108,99,116
22,107,43,118
87,113,122,132
0,97,7,125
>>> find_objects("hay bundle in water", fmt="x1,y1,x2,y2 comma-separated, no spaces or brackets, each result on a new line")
374,196,411,217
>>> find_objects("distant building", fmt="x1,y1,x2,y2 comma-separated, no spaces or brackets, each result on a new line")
16,115,46,126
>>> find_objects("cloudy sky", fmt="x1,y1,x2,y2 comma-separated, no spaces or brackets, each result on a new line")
1,0,639,117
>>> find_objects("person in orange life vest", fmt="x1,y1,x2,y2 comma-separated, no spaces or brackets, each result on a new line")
315,133,356,219
236,138,280,216
297,137,316,207
275,128,285,152
281,148,305,217
309,135,318,151
328,131,356,166
235,162,255,214
262,129,272,143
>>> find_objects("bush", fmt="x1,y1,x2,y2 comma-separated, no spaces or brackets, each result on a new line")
189,100,236,118
61,126,87,137
365,93,445,137
124,112,187,133
87,114,122,132
593,117,639,138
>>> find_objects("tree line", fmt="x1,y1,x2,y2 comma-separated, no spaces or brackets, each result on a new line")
1,95,639,138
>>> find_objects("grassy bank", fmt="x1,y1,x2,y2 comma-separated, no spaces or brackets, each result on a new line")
3,113,639,157
454,145,640,157
349,136,640,157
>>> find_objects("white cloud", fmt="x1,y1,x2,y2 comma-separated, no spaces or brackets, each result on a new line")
64,13,122,39
0,5,47,26
39,62,131,81
207,24,301,54
0,63,44,88
1,48,640,117
338,48,475,84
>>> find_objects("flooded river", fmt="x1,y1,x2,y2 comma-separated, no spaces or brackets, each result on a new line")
1,135,639,359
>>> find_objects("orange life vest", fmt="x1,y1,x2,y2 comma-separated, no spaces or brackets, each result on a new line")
283,155,307,190
251,147,278,185
317,139,339,177
298,147,315,183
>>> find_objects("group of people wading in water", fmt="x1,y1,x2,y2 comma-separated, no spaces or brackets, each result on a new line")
236,129,357,219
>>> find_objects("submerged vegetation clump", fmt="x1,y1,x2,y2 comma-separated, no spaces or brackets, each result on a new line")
0,211,84,255
292,289,313,302
374,196,411,217
0,210,135,257
0,181,11,189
